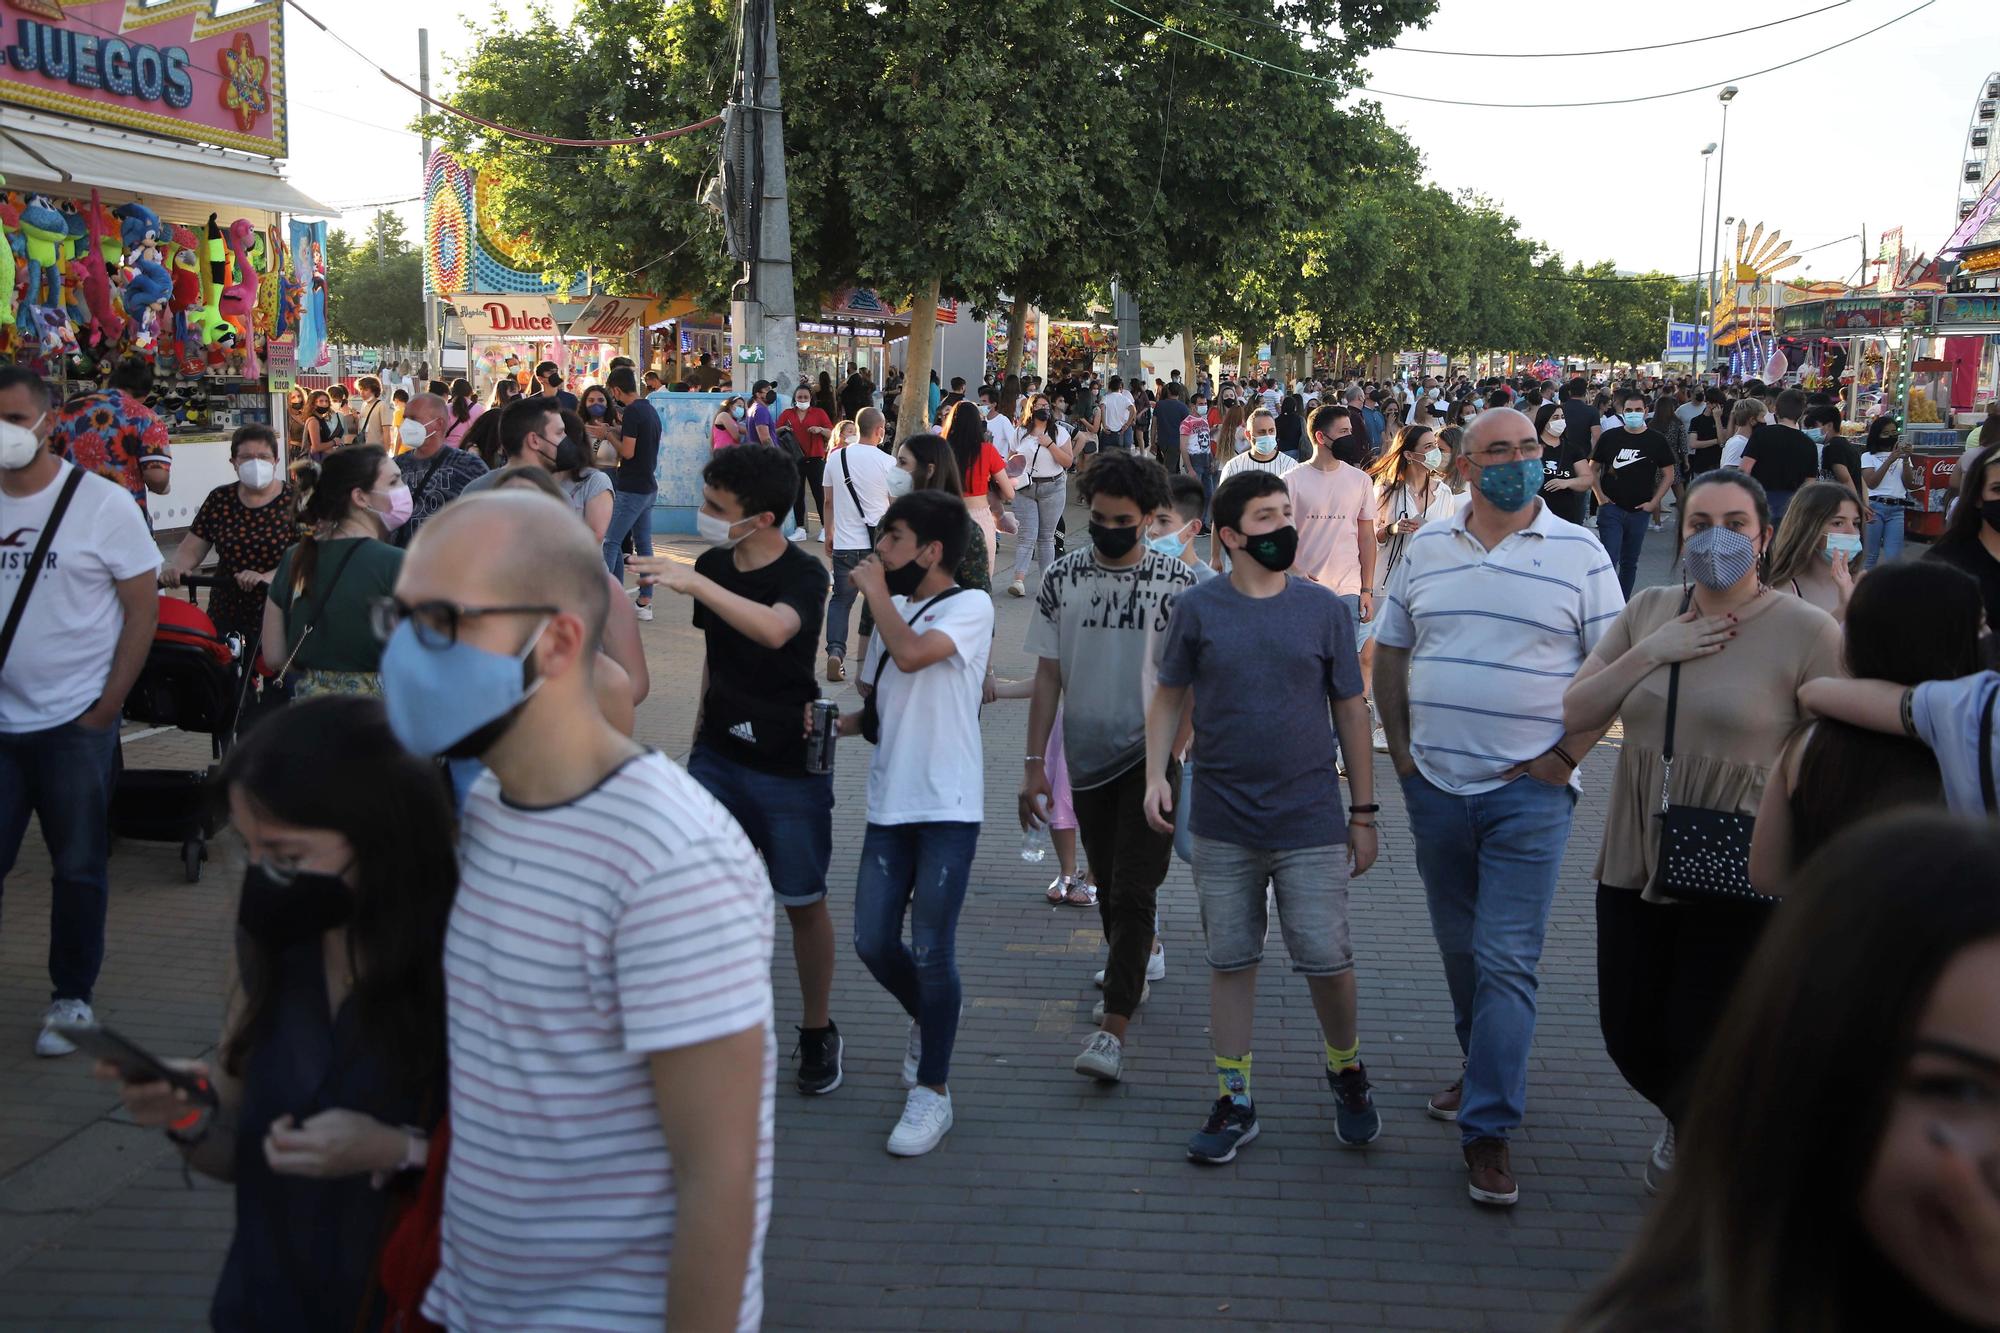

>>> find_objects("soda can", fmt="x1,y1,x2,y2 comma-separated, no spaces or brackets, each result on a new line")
805,699,840,775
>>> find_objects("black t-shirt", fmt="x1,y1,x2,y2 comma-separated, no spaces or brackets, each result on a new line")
615,397,662,493
692,543,830,774
1559,397,1600,459
1926,540,2000,647
1592,428,1677,510
1742,424,1817,494
1687,410,1722,473
1820,436,1865,492
1152,397,1190,455
1541,438,1594,524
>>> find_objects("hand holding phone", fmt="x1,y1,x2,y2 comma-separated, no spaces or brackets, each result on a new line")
70,1022,218,1118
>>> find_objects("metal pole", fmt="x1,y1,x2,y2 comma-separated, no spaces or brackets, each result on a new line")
1706,96,1734,379
419,28,439,382
1693,149,1712,376
728,0,799,396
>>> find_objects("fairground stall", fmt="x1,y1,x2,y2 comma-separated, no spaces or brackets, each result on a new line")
1,0,331,530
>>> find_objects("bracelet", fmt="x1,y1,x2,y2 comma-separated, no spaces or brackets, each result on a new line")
1899,686,1917,738
1348,816,1377,827
1023,754,1044,764
1550,745,1578,770
1348,803,1381,814
165,1104,212,1148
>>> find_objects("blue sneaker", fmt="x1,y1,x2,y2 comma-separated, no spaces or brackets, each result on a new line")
1186,1096,1259,1164
1329,1063,1382,1146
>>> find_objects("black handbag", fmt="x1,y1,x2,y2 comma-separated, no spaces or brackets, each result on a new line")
1647,589,1778,907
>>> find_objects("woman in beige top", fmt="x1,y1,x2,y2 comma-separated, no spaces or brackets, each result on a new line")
1563,470,1843,1195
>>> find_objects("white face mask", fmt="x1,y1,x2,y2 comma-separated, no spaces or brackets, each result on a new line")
0,414,46,470
1422,447,1445,471
1549,417,1566,435
696,510,754,549
236,457,277,489
884,465,916,498
399,418,430,450
794,396,811,410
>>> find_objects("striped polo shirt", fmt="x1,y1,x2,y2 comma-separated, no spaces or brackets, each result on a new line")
423,752,775,1332
1373,500,1624,795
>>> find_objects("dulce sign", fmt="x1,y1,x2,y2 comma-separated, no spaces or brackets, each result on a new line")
448,294,558,337
2,0,286,157
566,295,650,341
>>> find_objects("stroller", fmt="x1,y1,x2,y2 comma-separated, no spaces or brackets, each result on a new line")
112,576,259,882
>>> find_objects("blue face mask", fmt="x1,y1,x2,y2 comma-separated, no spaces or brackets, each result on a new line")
380,619,548,758
1803,426,1823,443
1146,521,1192,558
1622,411,1647,432
1824,532,1862,560
587,402,606,418
1473,456,1542,513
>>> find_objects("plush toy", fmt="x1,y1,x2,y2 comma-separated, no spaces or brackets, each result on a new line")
114,201,163,256
0,182,16,331
219,217,262,375
288,218,328,369
183,213,232,345
17,195,67,322
69,189,128,352
88,196,122,267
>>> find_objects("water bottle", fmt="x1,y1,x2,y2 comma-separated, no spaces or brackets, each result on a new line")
1020,793,1051,863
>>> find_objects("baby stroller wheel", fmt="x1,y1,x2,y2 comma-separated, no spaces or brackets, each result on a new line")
182,836,205,884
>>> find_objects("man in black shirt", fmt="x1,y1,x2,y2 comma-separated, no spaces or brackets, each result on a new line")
1558,376,1602,468
606,367,661,619
1741,388,1817,522
1805,403,1870,525
1591,389,1677,596
1151,380,1190,473
527,360,579,414
635,443,843,1095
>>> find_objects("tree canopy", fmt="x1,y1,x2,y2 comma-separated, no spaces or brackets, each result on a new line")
325,211,424,348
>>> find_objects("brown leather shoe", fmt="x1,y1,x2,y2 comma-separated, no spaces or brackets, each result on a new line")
1427,1078,1463,1122
826,655,846,683
1464,1137,1519,1207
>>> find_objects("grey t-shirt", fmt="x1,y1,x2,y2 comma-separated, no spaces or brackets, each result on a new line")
1156,574,1363,849
1024,548,1198,789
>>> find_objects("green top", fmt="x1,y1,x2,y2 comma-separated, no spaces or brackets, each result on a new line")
955,514,990,592
269,537,404,673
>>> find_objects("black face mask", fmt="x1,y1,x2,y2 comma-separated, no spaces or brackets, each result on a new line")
1982,499,2000,536
554,435,590,473
1089,521,1141,559
1236,524,1299,572
1330,435,1364,465
237,862,354,952
883,556,931,597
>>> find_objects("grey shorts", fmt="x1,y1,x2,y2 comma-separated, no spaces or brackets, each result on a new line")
1191,835,1353,976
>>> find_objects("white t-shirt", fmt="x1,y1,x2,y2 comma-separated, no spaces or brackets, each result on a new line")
426,752,775,1333
1861,450,1908,500
1016,427,1069,481
986,411,1018,459
826,444,897,551
1720,432,1752,469
1099,390,1135,432
0,461,160,733
860,588,994,824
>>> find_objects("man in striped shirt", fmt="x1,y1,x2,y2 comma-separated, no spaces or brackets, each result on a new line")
1373,407,1622,1212
385,493,773,1332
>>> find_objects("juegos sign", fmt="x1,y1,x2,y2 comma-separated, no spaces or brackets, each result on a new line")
448,294,558,337
1,0,287,157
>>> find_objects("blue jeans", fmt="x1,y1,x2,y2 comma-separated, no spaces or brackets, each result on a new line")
1864,502,1905,568
687,746,833,907
1400,770,1577,1145
604,489,655,593
826,549,874,660
1185,452,1215,519
0,718,121,1001
1765,489,1795,525
853,821,979,1086
1010,477,1066,582
1595,502,1650,598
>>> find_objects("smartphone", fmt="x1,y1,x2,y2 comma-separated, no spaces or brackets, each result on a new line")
57,1022,217,1106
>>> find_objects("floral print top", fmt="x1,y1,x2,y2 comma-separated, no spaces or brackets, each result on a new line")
50,390,170,514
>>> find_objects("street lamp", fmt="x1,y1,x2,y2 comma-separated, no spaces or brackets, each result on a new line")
1694,143,1716,373
1704,86,1740,379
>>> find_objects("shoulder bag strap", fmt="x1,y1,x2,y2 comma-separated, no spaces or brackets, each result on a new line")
0,467,87,676
1980,680,1997,815
404,449,453,510
358,399,381,443
868,588,963,693
1659,587,1694,815
278,539,366,676
838,448,868,517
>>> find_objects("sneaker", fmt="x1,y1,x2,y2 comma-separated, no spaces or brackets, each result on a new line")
789,528,809,543
1073,1031,1123,1082
1187,1096,1260,1164
1006,575,1026,598
35,998,92,1057
1464,1137,1519,1207
1371,727,1389,753
634,602,654,622
1089,982,1150,1023
1427,1077,1463,1122
1644,1122,1675,1196
900,1019,922,1088
795,1023,843,1096
1092,945,1166,988
886,1086,953,1156
1328,1063,1382,1146
826,654,846,683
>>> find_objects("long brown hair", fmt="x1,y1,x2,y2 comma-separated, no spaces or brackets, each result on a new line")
1765,480,1861,588
1367,422,1435,489
1216,403,1247,462
290,445,387,598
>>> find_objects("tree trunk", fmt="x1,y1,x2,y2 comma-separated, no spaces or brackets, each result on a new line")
1181,326,1196,390
898,274,942,442
1234,340,1245,380
1004,292,1029,380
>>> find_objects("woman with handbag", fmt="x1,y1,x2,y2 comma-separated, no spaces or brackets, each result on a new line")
97,695,454,1332
1563,469,1842,1196
1003,404,1073,599
261,446,409,699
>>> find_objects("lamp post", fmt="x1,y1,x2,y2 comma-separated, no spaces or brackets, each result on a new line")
1705,86,1739,379
1693,142,1716,375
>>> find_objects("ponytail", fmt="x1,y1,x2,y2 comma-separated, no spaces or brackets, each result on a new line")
291,446,386,598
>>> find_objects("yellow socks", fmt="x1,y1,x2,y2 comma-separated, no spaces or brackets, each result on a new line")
1325,1039,1360,1073
1216,1053,1252,1106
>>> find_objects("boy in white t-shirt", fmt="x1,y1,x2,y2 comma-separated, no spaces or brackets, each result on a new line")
840,490,994,1157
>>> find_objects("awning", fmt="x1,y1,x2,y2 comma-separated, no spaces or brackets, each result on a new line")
0,114,333,217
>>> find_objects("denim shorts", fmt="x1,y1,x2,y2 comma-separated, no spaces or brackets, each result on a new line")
1191,835,1353,976
687,745,834,907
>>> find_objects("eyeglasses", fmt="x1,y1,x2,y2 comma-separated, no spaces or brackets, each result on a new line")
370,596,558,647
1466,440,1543,464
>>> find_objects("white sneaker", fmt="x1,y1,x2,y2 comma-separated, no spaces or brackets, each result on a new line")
1093,945,1166,988
789,528,808,543
1090,982,1150,1024
1006,576,1026,598
1073,1030,1123,1082
1371,727,1389,753
886,1086,953,1156
36,998,92,1057
634,603,654,622
900,1019,922,1088
1644,1122,1676,1195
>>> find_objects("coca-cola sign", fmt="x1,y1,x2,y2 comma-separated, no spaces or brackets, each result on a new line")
448,294,557,337
567,295,651,341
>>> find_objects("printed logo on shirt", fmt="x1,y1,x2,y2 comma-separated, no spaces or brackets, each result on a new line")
729,720,757,744
1612,449,1645,469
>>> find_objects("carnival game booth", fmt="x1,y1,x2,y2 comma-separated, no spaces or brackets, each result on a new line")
1,0,330,531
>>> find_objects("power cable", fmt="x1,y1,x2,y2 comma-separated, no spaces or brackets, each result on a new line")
1106,0,1935,109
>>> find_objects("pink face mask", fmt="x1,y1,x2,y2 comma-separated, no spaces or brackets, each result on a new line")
374,485,414,531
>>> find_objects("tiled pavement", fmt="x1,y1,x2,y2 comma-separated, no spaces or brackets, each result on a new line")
0,499,1684,1331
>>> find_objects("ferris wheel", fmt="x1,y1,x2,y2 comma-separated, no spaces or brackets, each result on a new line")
1961,71,2000,227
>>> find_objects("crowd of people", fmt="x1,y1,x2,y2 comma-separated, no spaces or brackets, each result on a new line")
0,349,1998,1329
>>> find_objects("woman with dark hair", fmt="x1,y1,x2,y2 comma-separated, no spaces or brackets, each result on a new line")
1687,389,1726,475
487,377,521,412
460,408,506,473
1648,391,1689,529
553,409,614,542
1766,479,1864,620
161,424,298,642
1534,400,1595,524
261,446,408,699
1564,468,1844,1196
711,394,748,451
99,695,455,1332
1749,561,1982,890
441,377,482,448
1275,392,1306,460
814,370,837,420
1570,812,2000,1332
893,433,987,592
1926,441,2000,637
941,399,1011,573
302,389,337,457
1860,414,1919,568
578,382,620,466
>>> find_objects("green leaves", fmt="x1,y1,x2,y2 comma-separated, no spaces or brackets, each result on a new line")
325,212,423,347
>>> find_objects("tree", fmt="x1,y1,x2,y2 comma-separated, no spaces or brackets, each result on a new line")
325,211,424,347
